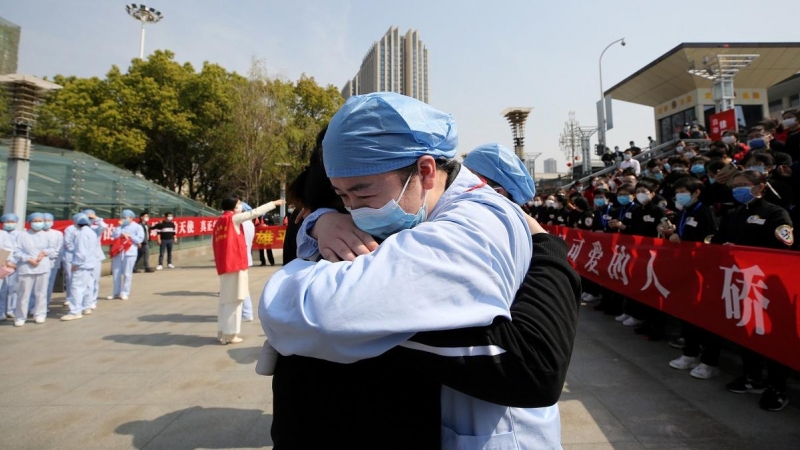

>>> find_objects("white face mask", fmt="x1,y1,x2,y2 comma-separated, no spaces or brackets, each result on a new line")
722,136,735,145
533,200,543,207
545,200,555,208
675,146,685,153
783,117,798,128
685,151,696,159
636,193,651,204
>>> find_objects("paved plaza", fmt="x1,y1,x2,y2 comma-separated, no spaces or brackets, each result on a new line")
0,253,798,450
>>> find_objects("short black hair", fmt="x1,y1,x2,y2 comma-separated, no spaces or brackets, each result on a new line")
573,196,590,211
636,179,658,193
674,176,704,194
220,194,240,211
139,211,149,218
594,188,609,198
734,170,767,185
744,152,774,167
164,212,173,216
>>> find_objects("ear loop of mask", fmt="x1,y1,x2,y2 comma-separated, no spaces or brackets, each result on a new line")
398,171,429,214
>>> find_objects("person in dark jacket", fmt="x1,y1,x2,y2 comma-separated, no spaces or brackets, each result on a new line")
662,177,722,380
712,170,794,412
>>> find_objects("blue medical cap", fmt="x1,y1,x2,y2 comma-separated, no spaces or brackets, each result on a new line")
43,213,54,221
82,209,95,216
121,209,135,219
241,202,253,212
463,143,536,205
27,212,44,222
74,213,91,226
1,213,19,223
322,92,458,178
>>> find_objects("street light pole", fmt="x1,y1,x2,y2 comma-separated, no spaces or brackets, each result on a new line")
598,38,625,154
126,4,163,60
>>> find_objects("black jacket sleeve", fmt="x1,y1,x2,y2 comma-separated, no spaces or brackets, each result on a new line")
388,233,582,408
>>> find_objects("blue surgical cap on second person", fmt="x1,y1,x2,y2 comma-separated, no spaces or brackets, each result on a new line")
1,213,19,223
463,143,536,205
121,209,135,219
322,92,458,178
27,212,44,222
43,213,54,221
74,213,91,226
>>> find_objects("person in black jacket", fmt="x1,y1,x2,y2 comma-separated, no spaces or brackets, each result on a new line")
712,170,794,412
661,177,723,380
133,211,155,273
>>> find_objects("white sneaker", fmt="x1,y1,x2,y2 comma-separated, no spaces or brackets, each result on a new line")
106,295,117,300
584,294,602,303
61,314,83,321
120,295,129,301
156,265,163,270
34,317,45,324
242,317,254,322
615,313,631,322
13,319,25,327
690,363,721,380
90,304,97,310
6,312,15,319
63,301,69,307
83,309,92,315
167,264,175,269
622,317,643,327
669,355,700,370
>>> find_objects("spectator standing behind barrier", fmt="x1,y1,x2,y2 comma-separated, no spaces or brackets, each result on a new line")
781,109,800,161
619,149,641,176
134,211,155,273
722,130,749,162
660,177,722,381
627,141,642,157
107,210,144,301
258,213,275,267
711,170,794,412
153,213,177,270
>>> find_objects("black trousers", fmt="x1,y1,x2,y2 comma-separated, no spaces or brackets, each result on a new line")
681,322,721,366
742,350,789,390
259,249,275,266
134,243,151,270
159,239,174,265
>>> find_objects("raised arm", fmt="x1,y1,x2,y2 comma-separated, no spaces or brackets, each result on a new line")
233,200,284,227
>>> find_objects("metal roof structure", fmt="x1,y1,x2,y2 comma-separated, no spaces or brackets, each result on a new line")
605,43,800,107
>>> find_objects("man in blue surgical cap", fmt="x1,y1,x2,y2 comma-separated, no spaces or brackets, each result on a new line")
108,210,144,300
260,93,560,447
463,142,537,206
82,209,108,308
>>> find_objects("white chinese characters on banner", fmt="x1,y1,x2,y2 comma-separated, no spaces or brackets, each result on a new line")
584,242,603,275
607,245,631,286
567,239,585,262
720,264,771,336
641,250,670,298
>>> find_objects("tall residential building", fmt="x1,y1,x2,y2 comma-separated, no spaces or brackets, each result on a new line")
543,158,558,174
0,16,20,75
342,27,429,103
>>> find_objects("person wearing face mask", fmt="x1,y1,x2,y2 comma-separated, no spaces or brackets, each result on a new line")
554,194,570,227
710,170,794,412
61,213,101,321
744,152,793,210
660,177,722,380
107,210,144,301
528,196,544,218
689,156,709,180
154,212,178,270
134,211,155,273
781,109,800,161
721,130,750,162
40,213,63,311
214,195,283,345
619,150,641,176
82,209,107,310
540,195,556,224
11,213,55,326
0,213,21,321
259,93,568,448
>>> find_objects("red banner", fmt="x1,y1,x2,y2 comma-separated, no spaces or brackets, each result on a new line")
545,225,800,372
252,225,287,250
49,217,287,250
709,109,737,142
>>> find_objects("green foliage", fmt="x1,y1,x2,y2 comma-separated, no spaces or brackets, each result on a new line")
31,51,343,208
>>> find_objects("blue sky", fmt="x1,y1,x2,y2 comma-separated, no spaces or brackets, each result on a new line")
5,0,800,173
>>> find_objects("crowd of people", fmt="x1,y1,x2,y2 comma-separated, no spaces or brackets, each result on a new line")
523,110,800,413
0,210,184,325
